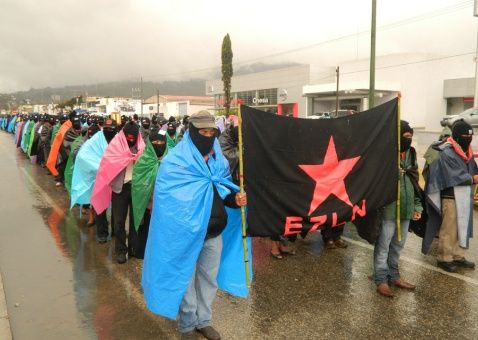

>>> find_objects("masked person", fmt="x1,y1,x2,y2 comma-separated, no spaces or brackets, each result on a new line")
151,114,159,131
422,120,478,272
374,120,423,297
142,110,247,340
54,111,82,187
130,129,168,259
140,117,151,141
166,121,178,149
91,121,145,263
72,118,117,243
177,115,190,143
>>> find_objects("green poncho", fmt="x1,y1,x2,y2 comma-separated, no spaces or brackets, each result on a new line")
65,136,86,195
131,140,168,230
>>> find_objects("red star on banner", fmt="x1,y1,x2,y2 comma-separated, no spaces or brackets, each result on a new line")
299,136,361,216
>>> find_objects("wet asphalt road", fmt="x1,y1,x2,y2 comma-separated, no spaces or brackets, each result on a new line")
1,131,478,339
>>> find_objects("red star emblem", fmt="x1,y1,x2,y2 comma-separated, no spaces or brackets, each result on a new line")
299,136,361,215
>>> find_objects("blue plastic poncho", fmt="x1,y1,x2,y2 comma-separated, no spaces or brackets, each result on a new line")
70,132,108,208
7,117,16,133
142,131,251,319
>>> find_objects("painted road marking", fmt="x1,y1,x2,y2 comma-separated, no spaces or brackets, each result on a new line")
342,236,478,286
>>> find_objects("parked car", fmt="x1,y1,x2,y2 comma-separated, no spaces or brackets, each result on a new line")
329,109,357,118
308,112,332,119
440,108,478,127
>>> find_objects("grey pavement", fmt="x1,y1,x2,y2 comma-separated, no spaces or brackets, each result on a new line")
0,270,12,340
1,131,478,339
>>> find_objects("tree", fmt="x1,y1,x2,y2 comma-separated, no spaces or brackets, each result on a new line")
57,95,83,109
221,33,233,117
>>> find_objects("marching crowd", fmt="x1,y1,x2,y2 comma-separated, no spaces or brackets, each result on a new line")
0,110,477,339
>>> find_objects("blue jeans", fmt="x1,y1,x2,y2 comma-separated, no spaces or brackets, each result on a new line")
373,219,410,284
178,236,222,333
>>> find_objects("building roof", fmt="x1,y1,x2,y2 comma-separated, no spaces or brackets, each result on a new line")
144,95,214,105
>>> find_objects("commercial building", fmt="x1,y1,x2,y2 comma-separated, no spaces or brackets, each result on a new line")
206,65,316,117
207,53,476,131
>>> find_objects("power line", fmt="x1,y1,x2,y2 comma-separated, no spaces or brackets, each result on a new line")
143,0,474,80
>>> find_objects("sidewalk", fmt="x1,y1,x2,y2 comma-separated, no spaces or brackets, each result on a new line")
0,271,12,340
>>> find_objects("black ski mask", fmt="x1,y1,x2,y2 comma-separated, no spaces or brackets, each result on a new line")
103,129,116,143
189,125,216,156
452,120,473,151
149,130,167,158
123,121,139,148
400,120,414,152
87,125,101,139
72,117,82,131
167,123,176,137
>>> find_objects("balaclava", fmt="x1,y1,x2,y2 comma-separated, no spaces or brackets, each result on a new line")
452,120,473,151
151,114,158,126
189,124,216,156
167,122,176,137
87,124,101,139
400,120,413,152
141,117,151,130
149,129,167,158
72,116,82,131
123,121,139,148
102,118,117,144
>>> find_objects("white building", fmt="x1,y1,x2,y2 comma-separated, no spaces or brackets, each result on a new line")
206,54,476,131
143,95,214,119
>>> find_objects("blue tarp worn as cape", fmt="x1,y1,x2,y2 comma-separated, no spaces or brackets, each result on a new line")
142,130,251,320
7,117,16,133
217,207,253,298
70,131,108,208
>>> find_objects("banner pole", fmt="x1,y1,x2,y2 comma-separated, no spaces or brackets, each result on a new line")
237,105,251,288
396,94,402,242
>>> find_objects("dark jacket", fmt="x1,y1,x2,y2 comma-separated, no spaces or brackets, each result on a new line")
218,126,239,185
206,186,238,238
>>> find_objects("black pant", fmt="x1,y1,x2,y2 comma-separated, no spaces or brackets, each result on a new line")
56,159,67,182
111,183,134,256
95,210,109,239
128,209,151,259
321,225,344,242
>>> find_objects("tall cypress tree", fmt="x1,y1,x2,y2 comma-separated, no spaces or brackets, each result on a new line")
221,33,233,117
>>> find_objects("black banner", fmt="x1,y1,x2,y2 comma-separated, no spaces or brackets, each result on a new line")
242,99,398,237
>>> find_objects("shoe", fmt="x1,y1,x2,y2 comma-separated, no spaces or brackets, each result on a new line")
376,283,394,298
116,253,127,264
325,240,336,250
279,247,296,255
391,279,416,290
196,326,221,340
270,252,283,259
334,239,348,248
437,261,457,273
97,237,107,244
453,258,475,269
55,182,62,187
181,331,197,340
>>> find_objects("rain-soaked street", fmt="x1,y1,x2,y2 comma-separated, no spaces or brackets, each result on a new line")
1,130,478,340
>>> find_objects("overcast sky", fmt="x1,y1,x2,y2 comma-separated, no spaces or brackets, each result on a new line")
0,0,476,92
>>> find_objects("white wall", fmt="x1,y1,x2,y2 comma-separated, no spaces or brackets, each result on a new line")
336,54,475,131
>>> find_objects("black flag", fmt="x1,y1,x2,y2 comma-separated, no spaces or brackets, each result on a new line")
242,98,398,237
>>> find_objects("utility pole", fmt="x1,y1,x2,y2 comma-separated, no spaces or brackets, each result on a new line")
474,0,478,107
156,89,160,117
369,0,377,109
140,76,143,118
335,66,340,115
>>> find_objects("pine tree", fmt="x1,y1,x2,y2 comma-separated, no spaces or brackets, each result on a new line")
221,34,233,117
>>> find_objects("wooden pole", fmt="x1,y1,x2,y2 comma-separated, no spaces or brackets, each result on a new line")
237,104,251,288
396,94,402,242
